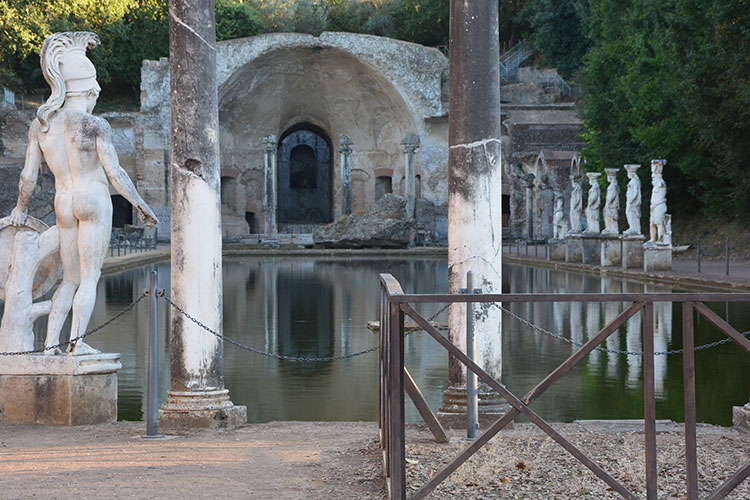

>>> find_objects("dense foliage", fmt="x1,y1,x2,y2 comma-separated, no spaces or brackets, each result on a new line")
578,0,750,219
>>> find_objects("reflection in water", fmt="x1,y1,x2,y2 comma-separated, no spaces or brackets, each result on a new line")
36,257,749,426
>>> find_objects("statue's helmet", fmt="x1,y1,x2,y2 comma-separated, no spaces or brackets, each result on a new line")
37,32,100,131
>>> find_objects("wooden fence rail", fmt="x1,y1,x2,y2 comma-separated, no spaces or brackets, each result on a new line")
378,273,750,500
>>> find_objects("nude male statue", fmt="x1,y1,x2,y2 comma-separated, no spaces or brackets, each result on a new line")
9,32,158,354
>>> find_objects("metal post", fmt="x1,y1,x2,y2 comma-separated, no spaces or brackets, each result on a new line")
525,240,528,256
535,240,538,257
516,241,519,255
462,271,479,439
146,268,162,437
697,237,701,273
117,238,121,257
725,237,729,275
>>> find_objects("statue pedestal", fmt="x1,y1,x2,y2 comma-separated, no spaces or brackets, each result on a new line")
159,389,247,430
733,403,750,432
0,353,120,425
581,234,602,265
548,238,566,261
643,244,673,271
600,234,622,267
622,234,646,269
437,385,513,430
565,234,583,262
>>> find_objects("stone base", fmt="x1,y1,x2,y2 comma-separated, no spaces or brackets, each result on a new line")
600,234,622,267
581,234,602,264
565,234,583,262
159,389,247,430
643,244,673,271
548,239,565,261
733,404,750,432
0,353,121,425
437,385,513,430
622,234,645,269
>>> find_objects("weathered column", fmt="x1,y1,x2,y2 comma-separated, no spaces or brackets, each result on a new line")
401,134,420,217
262,135,277,235
339,134,353,216
159,0,246,429
524,173,535,240
438,0,508,429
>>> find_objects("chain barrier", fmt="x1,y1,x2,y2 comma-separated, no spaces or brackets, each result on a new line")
0,292,148,356
162,294,379,362
496,303,750,356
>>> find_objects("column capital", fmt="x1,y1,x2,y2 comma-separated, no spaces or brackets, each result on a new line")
261,135,277,153
338,134,353,155
401,134,420,154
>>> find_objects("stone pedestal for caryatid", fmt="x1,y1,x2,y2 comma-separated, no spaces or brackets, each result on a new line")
643,244,673,271
622,234,645,269
600,234,622,267
162,0,246,430
0,354,121,425
548,238,566,261
581,234,602,265
734,402,750,432
566,233,583,262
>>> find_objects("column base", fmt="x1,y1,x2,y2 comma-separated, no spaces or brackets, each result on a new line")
437,385,513,430
565,234,583,262
622,234,645,269
643,243,673,271
548,238,566,261
600,234,622,267
0,353,121,425
159,389,247,430
581,234,602,264
733,403,750,432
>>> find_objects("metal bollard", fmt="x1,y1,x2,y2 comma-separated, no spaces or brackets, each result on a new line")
117,238,121,257
697,237,701,273
145,268,162,438
525,241,528,256
516,241,520,255
461,271,480,439
725,237,729,276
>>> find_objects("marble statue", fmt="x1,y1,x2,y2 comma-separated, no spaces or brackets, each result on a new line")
603,168,620,234
648,159,668,244
585,172,601,233
568,175,583,233
552,191,567,239
7,32,158,354
624,164,642,235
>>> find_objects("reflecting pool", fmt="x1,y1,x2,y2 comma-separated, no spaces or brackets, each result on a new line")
34,256,750,426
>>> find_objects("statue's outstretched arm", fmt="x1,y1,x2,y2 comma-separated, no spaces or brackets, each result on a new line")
96,121,159,228
11,122,42,225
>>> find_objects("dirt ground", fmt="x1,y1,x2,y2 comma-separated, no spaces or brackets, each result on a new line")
1,420,748,500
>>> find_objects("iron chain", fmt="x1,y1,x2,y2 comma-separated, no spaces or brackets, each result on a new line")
0,292,148,356
162,294,379,362
496,304,750,356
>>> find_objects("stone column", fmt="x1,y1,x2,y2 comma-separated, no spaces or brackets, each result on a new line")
439,0,508,429
160,0,245,429
524,173,535,240
339,134,353,216
262,135,277,235
401,134,420,218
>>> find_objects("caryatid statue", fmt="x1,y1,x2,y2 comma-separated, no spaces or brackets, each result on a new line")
648,159,668,244
552,191,567,239
603,168,620,234
624,164,642,235
9,32,158,354
568,175,583,233
585,172,601,233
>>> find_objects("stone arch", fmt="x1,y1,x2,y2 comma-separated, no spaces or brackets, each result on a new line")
218,41,421,223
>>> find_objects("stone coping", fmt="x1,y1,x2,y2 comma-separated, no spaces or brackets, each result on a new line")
0,353,121,376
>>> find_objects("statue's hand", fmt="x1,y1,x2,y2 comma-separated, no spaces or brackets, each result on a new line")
139,205,159,229
9,207,27,227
